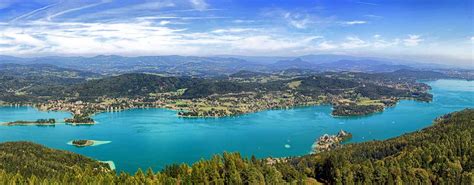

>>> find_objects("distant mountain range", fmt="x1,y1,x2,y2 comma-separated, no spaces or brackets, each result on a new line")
0,63,99,79
0,54,466,77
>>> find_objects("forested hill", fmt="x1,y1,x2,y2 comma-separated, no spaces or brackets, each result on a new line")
0,109,472,184
294,108,473,184
0,142,110,179
0,63,98,79
68,73,203,98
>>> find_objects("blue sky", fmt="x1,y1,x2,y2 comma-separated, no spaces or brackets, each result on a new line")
0,0,472,64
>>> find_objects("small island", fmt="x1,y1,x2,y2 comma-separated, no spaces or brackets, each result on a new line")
333,104,385,116
65,115,95,125
71,140,94,147
68,140,111,147
312,130,352,153
3,119,56,126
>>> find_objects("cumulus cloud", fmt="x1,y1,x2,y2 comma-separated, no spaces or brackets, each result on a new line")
403,35,423,46
0,17,425,57
0,21,320,56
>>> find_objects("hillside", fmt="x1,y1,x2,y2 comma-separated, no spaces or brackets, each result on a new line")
0,63,98,79
0,64,97,102
0,109,471,184
0,142,110,179
68,73,202,98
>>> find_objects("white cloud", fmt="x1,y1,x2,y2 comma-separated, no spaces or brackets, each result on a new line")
47,0,112,21
233,19,255,24
283,12,311,29
356,1,378,6
10,2,58,22
211,28,257,34
344,20,367,25
159,20,171,25
341,36,369,49
0,21,321,56
403,35,423,46
318,41,337,50
68,1,176,22
189,0,208,10
364,14,383,19
1,19,427,57
373,38,399,48
470,36,474,42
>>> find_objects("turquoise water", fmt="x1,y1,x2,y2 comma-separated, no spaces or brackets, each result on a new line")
0,80,472,172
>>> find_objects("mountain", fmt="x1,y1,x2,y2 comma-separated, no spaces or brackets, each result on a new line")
271,58,314,70
385,69,449,80
0,109,472,184
0,55,468,76
316,60,413,72
0,55,267,76
213,55,292,64
0,64,98,99
229,70,270,78
0,63,99,79
298,54,366,64
267,58,413,72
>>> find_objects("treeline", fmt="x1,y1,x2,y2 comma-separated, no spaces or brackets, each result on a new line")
0,109,472,184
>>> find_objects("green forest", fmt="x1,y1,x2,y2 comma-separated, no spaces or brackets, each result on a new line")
0,109,472,184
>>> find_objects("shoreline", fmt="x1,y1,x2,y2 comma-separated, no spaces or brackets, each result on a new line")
0,97,430,122
0,80,446,121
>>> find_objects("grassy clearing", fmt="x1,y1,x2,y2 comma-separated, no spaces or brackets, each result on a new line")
287,80,302,89
356,98,385,106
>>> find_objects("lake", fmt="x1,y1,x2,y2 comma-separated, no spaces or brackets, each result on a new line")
0,79,472,173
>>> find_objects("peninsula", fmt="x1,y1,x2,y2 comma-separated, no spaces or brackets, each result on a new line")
312,130,352,153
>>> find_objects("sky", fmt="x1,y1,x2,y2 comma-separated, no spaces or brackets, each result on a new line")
0,0,472,65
